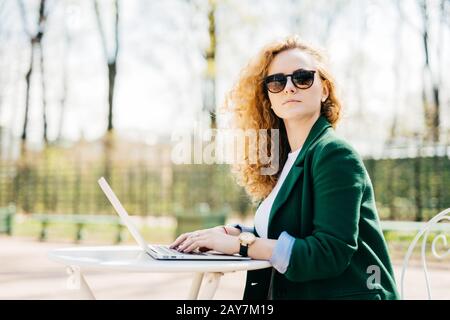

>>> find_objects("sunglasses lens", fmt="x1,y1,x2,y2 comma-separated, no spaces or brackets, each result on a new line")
264,70,315,92
265,75,286,93
292,70,315,88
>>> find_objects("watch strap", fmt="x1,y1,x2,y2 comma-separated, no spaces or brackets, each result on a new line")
239,243,249,257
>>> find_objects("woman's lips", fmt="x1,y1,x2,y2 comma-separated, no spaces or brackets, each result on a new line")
283,100,302,105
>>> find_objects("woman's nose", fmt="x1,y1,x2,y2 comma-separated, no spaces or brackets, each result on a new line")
284,77,297,93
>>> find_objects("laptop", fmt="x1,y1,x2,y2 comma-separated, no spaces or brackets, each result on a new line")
97,177,251,260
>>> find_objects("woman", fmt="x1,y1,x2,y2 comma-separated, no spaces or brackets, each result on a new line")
170,35,399,300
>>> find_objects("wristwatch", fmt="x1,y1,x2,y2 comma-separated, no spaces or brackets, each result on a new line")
238,232,256,257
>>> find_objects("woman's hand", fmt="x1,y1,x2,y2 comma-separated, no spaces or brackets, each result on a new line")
169,228,240,255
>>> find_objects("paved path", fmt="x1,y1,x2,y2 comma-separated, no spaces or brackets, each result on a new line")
0,236,448,300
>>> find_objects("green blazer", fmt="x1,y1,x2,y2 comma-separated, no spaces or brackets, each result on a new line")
243,115,400,300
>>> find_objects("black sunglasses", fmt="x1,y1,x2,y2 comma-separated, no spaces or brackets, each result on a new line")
264,69,316,93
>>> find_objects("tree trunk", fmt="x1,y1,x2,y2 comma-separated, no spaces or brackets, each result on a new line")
204,0,216,130
57,10,70,142
21,44,35,143
107,62,116,131
93,0,119,133
19,0,47,146
92,0,119,189
419,0,440,143
38,42,48,144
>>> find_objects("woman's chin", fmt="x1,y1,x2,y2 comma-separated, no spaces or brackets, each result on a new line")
280,110,314,121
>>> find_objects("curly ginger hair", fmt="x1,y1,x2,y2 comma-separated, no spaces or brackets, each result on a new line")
221,35,342,204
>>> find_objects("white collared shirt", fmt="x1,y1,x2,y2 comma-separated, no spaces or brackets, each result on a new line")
254,146,302,239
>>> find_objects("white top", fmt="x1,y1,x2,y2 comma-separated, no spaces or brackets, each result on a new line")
254,146,302,239
48,246,271,272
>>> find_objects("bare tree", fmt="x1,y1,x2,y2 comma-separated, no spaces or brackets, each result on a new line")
56,2,72,142
434,0,450,211
382,0,407,220
18,0,48,148
418,0,437,142
418,0,449,218
202,0,217,130
92,0,120,183
38,24,48,144
396,0,449,219
93,0,120,132
405,0,449,144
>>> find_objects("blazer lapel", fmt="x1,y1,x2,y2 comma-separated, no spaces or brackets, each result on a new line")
293,115,332,168
268,165,304,228
268,115,332,229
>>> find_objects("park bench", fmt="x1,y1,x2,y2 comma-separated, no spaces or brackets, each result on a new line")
31,213,124,243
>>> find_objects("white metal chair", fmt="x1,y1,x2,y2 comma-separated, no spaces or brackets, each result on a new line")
400,208,450,299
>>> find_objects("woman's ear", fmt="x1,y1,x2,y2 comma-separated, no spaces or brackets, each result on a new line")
321,80,330,102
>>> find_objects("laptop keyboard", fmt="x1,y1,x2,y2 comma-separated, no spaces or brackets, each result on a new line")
152,245,207,256
152,245,192,256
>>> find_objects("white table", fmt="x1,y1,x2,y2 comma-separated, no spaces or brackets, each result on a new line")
48,246,271,300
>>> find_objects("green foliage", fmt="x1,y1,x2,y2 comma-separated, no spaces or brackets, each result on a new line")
364,156,449,221
1,147,447,222
0,147,251,219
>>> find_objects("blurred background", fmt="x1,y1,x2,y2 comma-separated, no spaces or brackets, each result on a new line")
0,0,449,299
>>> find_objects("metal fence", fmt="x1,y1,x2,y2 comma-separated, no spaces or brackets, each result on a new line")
365,155,449,221
0,155,448,221
0,159,251,218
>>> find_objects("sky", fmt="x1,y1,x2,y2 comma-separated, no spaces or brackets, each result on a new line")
0,0,448,158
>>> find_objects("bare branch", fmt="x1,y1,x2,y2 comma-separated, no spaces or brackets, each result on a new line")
112,0,119,61
92,0,109,62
